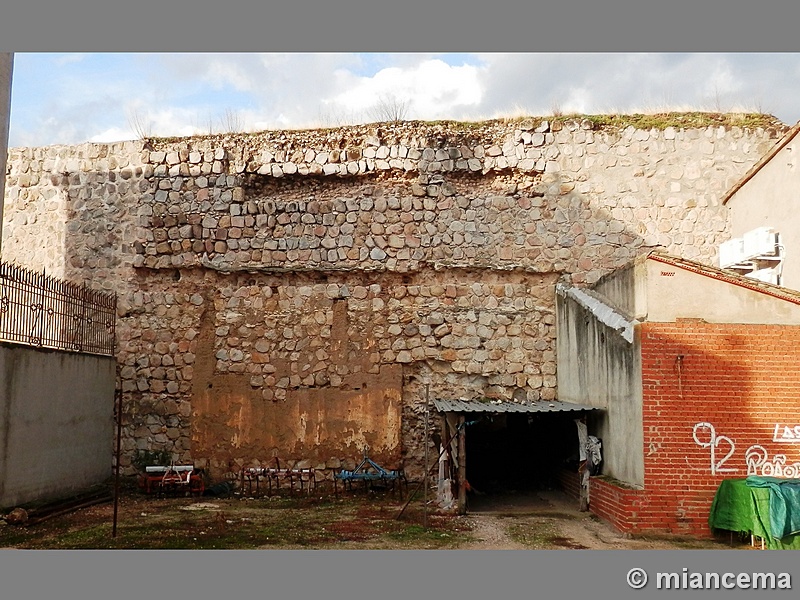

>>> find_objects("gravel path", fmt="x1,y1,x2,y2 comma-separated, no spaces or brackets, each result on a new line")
459,489,730,550
460,514,527,549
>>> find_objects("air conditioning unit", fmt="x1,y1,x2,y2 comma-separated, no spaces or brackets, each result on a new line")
719,228,783,285
742,227,778,260
719,237,745,268
748,267,779,285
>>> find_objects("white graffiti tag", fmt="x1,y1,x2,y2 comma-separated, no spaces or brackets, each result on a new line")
745,445,800,478
772,424,800,443
693,422,737,475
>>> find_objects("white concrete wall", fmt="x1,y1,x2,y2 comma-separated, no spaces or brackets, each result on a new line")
726,136,800,291
556,289,644,487
556,251,800,490
592,258,648,320
591,255,800,324
644,259,800,324
0,343,116,508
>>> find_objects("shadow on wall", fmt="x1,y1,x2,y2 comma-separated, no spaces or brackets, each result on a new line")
67,167,673,478
236,169,662,284
598,323,793,536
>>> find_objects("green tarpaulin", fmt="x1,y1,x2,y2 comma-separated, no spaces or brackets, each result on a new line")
745,476,800,539
709,478,800,550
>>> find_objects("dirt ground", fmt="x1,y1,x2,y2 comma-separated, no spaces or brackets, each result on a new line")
463,489,739,550
0,481,749,550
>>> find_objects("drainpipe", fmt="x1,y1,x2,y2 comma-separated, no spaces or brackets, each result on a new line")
0,53,13,257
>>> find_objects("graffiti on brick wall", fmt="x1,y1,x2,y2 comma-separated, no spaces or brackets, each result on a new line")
692,421,800,477
692,422,737,475
745,445,800,478
773,423,800,443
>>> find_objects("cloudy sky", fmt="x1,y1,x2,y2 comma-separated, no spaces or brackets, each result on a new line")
8,52,800,148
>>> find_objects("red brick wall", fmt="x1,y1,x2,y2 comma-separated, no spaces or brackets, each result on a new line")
589,476,644,533
556,468,581,501
591,320,800,536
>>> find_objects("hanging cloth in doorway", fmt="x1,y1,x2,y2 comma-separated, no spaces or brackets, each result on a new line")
575,420,588,461
587,436,603,475
437,444,454,510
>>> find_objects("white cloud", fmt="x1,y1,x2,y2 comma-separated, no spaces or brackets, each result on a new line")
203,57,257,92
89,127,135,143
53,53,87,67
327,59,484,121
469,53,800,119
9,53,800,148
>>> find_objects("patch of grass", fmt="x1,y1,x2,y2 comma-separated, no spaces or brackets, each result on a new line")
506,518,561,549
0,524,38,548
0,489,475,550
145,112,785,148
591,475,642,490
495,511,578,520
627,532,729,550
385,522,463,548
132,449,173,471
552,112,781,132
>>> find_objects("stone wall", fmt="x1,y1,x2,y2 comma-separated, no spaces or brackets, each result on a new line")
0,53,12,253
1,118,784,481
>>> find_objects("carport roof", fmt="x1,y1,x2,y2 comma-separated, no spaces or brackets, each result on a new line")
432,398,601,414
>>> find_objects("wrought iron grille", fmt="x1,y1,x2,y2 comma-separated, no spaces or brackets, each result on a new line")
0,261,117,356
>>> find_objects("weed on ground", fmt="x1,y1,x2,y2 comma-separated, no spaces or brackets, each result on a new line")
0,482,472,550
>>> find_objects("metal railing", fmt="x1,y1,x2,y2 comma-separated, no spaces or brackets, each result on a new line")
0,261,117,356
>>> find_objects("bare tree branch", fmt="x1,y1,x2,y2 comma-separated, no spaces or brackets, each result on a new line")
126,107,153,140
219,108,244,134
367,94,410,123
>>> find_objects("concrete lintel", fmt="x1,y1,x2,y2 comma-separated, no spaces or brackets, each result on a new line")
557,283,637,343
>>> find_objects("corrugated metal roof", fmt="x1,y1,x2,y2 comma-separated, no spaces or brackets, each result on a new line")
432,398,601,414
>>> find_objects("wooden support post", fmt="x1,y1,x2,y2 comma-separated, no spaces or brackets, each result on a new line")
577,415,589,512
457,414,466,515
579,463,589,512
439,412,447,505
424,384,429,528
112,383,123,538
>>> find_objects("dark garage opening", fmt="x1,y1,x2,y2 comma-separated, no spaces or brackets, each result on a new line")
465,412,581,495
433,398,601,513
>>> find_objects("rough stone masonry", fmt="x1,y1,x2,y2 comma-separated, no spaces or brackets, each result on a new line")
1,117,785,481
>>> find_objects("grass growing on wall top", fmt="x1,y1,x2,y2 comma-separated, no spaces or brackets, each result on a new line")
146,112,785,146
556,111,783,131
